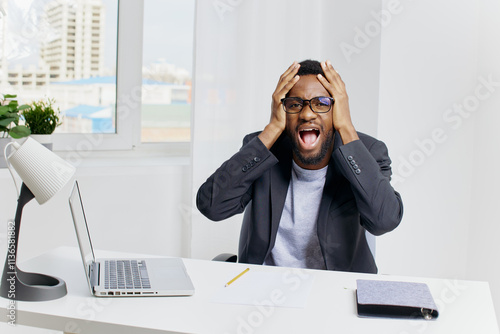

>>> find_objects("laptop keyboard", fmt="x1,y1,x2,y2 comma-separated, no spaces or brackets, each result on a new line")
104,260,151,290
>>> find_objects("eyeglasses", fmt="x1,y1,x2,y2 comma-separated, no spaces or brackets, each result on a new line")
280,96,334,114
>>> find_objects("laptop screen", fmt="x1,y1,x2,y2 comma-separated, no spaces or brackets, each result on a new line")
69,181,96,290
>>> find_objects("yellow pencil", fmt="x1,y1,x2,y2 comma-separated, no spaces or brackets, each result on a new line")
225,268,250,287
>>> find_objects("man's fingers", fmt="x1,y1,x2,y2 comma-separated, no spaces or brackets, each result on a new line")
320,61,335,82
273,62,300,103
317,73,329,88
320,60,346,95
282,61,299,78
328,61,345,85
276,62,300,90
277,74,300,97
317,73,336,101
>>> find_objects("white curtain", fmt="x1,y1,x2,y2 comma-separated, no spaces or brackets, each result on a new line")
190,0,383,259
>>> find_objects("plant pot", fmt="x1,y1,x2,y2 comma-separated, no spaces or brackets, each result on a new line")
30,134,53,151
0,137,13,168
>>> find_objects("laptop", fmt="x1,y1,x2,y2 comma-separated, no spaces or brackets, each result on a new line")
69,180,195,297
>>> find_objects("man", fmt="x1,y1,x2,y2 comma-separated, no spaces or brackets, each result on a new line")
196,60,403,273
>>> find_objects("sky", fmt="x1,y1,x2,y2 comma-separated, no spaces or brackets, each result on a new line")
142,0,195,75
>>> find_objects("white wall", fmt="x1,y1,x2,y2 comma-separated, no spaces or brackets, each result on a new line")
376,0,476,277
376,0,500,322
0,159,191,264
467,0,500,320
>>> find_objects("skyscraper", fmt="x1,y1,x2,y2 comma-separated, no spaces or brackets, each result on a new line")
40,0,105,81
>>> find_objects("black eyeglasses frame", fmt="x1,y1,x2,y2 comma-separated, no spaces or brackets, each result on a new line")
280,96,335,114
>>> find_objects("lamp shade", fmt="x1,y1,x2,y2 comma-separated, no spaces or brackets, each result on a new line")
7,137,76,204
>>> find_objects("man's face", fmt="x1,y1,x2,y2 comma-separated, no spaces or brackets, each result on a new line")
285,75,335,170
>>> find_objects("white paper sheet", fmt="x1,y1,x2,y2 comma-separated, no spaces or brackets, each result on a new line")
211,268,315,308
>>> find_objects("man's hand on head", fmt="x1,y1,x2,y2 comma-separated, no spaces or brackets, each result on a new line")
317,60,359,144
258,62,300,149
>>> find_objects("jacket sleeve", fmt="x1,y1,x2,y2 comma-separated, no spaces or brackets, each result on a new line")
196,134,278,221
333,138,403,236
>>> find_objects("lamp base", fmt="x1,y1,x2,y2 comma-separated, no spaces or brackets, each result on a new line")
1,266,67,301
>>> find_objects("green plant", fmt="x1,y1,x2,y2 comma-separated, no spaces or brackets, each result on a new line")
23,98,62,135
0,94,31,139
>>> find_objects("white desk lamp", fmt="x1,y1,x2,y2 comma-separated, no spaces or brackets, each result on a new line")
1,137,75,301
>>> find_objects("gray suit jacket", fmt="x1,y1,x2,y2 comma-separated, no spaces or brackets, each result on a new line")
197,131,403,273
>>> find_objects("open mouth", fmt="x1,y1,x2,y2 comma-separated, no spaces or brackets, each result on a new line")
299,128,320,148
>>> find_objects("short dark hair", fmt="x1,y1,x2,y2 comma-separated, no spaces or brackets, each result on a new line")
297,59,324,77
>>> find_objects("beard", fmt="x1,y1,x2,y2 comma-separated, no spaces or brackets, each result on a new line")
287,127,335,167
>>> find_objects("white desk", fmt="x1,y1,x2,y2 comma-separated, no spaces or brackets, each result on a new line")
1,247,498,334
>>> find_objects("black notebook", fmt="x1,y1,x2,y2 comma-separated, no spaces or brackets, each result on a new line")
356,279,439,320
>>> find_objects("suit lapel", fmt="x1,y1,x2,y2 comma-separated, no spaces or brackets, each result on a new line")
317,132,344,259
318,131,344,215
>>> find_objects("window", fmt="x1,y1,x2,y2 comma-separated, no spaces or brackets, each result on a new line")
141,0,194,143
0,0,118,144
0,0,194,152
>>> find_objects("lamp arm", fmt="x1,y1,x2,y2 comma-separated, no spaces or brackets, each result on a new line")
10,183,36,258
